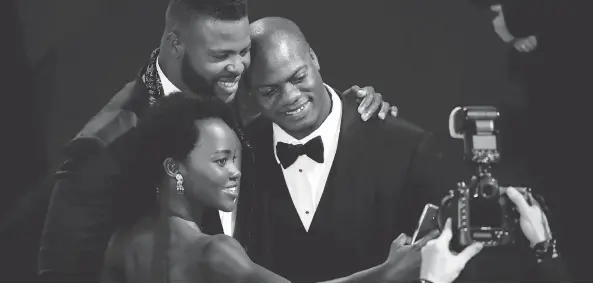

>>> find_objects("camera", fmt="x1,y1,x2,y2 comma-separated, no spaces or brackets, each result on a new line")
437,106,527,249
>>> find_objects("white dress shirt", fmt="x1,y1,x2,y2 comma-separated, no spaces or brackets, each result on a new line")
156,57,236,237
273,84,342,231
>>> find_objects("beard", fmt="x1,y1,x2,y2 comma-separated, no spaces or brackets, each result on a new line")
181,53,216,98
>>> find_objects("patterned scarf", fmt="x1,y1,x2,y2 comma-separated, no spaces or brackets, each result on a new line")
141,48,165,106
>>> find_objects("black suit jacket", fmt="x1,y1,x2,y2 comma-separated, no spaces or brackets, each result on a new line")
37,77,149,281
241,91,446,281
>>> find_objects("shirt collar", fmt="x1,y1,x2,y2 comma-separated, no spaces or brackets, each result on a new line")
156,56,181,96
273,83,343,165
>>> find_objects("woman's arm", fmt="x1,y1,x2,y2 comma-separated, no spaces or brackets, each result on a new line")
196,234,395,283
195,234,290,282
197,234,429,283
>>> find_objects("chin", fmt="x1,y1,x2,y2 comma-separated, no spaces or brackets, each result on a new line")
284,117,318,135
213,90,237,104
218,201,237,212
223,92,236,103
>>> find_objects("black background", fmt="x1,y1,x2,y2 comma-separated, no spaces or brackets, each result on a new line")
1,0,591,281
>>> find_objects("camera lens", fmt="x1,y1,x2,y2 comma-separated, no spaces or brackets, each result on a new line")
480,183,498,198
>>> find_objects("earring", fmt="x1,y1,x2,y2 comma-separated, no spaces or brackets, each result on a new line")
176,174,184,195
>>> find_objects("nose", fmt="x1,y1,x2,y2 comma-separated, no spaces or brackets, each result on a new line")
279,83,301,106
225,55,246,76
228,164,241,181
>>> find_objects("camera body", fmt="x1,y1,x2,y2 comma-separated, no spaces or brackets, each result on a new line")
439,106,526,249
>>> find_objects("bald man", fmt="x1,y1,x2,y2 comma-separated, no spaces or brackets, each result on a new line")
237,17,454,282
36,0,397,281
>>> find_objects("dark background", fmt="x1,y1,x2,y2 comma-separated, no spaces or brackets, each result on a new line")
1,0,591,281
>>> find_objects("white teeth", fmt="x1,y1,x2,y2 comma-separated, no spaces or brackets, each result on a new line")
222,187,237,195
218,81,238,88
286,103,307,115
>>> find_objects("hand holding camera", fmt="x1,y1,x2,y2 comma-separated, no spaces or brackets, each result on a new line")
420,218,484,283
441,106,557,256
504,187,552,247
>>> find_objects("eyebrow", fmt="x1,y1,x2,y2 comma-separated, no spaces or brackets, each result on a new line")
213,149,232,155
209,44,251,54
258,65,308,89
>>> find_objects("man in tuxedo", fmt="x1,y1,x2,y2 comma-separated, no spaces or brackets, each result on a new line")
241,17,451,282
36,0,397,281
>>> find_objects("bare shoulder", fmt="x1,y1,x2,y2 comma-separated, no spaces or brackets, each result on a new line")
175,233,248,265
193,234,255,282
102,218,156,281
166,219,250,281
201,234,246,258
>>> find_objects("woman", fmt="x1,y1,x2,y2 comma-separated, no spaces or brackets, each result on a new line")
100,92,285,282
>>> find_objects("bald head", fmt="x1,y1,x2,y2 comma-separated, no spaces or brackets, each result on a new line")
250,17,308,46
246,17,329,140
249,17,311,67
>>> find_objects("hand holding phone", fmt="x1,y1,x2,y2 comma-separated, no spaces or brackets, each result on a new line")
412,204,440,244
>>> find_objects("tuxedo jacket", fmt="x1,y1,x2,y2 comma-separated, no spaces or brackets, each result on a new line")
37,77,147,281
37,76,247,281
241,92,446,282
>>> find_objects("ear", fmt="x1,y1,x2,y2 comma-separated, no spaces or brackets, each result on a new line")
163,157,180,178
309,48,320,71
166,31,184,59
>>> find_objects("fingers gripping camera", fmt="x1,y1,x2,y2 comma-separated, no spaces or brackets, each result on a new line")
438,106,528,250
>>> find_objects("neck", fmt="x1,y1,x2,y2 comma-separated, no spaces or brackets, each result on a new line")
157,52,193,94
289,86,332,140
158,179,204,228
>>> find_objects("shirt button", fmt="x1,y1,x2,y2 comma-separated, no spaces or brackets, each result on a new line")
299,169,302,172
305,211,310,214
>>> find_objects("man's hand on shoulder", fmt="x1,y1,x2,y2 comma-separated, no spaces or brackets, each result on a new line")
342,85,398,121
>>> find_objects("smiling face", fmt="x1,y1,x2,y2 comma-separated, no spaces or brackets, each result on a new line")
177,118,242,212
247,38,330,139
182,16,251,102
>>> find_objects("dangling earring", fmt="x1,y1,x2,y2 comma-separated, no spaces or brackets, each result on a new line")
176,174,184,195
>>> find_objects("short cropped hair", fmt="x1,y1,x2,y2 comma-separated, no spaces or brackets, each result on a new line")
169,0,248,21
117,92,248,227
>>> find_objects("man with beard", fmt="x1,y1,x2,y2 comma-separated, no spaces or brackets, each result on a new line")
36,0,398,282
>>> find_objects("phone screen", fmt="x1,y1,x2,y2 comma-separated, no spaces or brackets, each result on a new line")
411,204,440,244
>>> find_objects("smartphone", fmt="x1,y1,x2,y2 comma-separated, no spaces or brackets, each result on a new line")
411,203,440,244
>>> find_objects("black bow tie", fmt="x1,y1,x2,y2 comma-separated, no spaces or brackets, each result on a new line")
276,136,324,169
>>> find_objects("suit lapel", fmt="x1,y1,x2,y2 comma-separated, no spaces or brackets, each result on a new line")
250,119,308,234
308,94,364,233
249,91,367,236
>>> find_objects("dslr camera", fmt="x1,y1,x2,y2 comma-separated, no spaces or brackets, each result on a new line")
437,106,527,249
